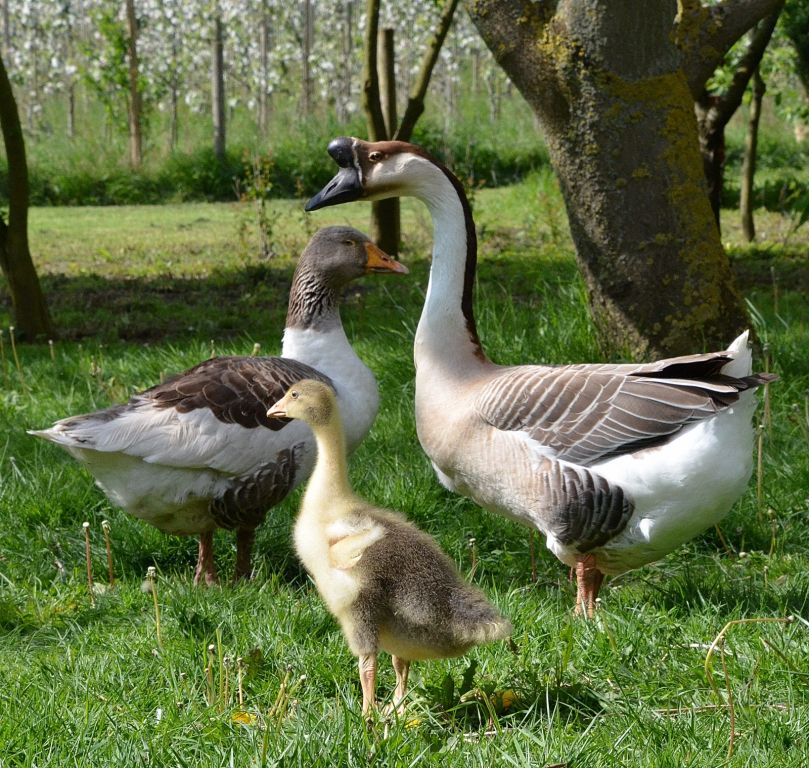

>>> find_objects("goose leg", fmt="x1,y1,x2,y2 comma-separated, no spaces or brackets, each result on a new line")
574,554,604,618
358,653,377,718
194,531,218,586
391,656,410,714
233,528,255,582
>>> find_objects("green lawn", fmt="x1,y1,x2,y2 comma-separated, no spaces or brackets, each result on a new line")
1,174,808,766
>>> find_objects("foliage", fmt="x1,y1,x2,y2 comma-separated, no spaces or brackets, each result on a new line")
0,102,547,205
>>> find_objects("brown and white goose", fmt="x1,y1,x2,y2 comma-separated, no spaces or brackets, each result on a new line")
30,226,407,585
306,138,774,616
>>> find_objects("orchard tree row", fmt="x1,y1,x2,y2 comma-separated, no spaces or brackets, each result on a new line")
1,0,509,162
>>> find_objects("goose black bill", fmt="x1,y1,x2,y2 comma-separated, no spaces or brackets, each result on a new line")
305,137,363,211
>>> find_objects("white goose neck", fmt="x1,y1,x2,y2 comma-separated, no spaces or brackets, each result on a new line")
404,159,486,374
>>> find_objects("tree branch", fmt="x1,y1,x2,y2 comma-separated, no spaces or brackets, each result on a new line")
701,8,781,133
679,0,784,97
395,0,460,141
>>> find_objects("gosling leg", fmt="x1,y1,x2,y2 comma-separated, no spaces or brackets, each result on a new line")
358,653,377,717
391,655,410,714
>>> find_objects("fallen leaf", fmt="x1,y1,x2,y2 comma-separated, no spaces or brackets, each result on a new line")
231,710,256,726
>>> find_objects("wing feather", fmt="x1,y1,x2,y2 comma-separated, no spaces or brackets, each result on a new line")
476,355,767,466
38,356,333,474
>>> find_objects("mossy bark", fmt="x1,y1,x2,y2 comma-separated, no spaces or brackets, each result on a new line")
470,0,759,358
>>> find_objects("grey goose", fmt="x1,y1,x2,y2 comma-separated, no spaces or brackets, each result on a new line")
30,226,408,585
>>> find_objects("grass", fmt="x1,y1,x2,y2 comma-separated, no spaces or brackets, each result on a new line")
1,170,808,766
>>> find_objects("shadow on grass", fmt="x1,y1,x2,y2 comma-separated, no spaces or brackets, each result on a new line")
34,263,293,343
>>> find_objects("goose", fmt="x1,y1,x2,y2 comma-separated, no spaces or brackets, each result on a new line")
305,137,775,617
267,379,511,716
30,226,408,585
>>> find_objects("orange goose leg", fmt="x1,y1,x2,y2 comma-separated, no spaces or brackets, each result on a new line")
193,531,218,586
574,554,605,618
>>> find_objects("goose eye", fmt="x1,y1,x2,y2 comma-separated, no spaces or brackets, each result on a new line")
343,239,354,246
369,150,383,162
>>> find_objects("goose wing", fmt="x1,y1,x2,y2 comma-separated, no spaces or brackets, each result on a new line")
475,355,758,466
39,356,332,474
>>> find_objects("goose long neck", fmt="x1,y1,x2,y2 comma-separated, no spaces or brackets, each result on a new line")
414,163,486,371
302,413,354,510
285,265,339,331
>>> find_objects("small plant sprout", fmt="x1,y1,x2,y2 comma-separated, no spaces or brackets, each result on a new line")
8,326,28,393
146,566,163,649
763,343,772,434
468,537,477,577
267,666,294,720
209,339,216,359
216,628,225,706
48,339,55,362
529,530,537,583
768,507,778,557
236,657,244,707
206,644,216,705
0,329,8,387
222,656,232,705
101,520,115,586
251,342,261,356
82,522,95,606
804,389,809,428
756,423,765,518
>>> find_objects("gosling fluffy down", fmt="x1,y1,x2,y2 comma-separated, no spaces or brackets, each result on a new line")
268,379,511,714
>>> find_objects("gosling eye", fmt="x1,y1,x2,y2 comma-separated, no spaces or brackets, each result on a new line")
369,150,383,162
290,390,299,399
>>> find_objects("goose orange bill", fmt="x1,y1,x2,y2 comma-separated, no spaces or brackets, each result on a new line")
364,241,408,274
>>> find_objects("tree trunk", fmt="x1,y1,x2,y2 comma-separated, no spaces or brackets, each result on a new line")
470,0,762,358
741,68,765,242
695,95,725,228
67,82,75,139
362,0,387,140
362,0,460,255
125,0,143,168
301,0,314,116
2,0,9,51
0,51,53,340
373,28,400,255
211,14,226,160
336,0,354,124
379,28,397,137
362,0,397,254
169,32,179,151
169,83,178,151
258,0,271,135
